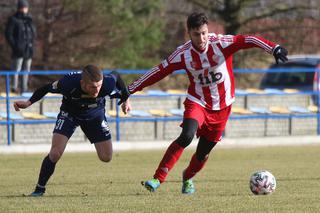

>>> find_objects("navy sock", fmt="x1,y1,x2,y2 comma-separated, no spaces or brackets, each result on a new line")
36,155,56,189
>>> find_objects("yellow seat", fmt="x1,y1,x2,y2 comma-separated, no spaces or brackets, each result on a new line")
107,110,130,117
0,92,19,97
231,107,253,115
245,88,265,94
166,89,186,94
283,88,299,93
308,105,318,113
269,106,290,114
21,112,47,119
149,109,172,117
132,91,146,95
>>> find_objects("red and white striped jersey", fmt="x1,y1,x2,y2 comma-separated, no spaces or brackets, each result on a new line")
128,33,277,110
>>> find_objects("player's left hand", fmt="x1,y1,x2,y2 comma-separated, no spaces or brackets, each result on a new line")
121,99,132,115
273,45,288,64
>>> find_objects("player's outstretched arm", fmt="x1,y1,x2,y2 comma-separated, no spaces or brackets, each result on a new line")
110,71,130,105
13,83,56,111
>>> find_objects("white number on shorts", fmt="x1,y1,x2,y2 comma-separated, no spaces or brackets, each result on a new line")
55,119,65,130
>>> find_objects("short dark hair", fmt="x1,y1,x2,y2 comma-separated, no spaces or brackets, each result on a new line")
82,64,103,82
187,12,208,31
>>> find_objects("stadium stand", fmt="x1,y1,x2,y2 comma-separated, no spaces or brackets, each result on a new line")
0,68,319,145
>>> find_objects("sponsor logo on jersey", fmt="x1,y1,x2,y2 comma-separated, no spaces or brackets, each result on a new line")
88,103,98,108
210,71,223,83
81,94,94,98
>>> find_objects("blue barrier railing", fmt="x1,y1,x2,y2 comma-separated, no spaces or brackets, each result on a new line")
1,68,319,145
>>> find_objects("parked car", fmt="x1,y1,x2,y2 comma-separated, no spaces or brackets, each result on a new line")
260,55,320,92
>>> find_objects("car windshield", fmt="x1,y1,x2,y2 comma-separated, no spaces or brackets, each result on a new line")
263,65,314,87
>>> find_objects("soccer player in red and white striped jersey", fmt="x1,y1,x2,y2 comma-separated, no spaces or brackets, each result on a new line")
124,12,288,194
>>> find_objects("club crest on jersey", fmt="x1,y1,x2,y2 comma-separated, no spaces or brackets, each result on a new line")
212,55,220,64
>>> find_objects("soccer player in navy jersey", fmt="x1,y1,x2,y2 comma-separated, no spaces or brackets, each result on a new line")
13,64,131,196
126,12,288,194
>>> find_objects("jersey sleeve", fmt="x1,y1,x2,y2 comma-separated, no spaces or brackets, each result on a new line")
216,34,277,58
102,74,117,95
55,72,83,95
28,80,62,104
128,48,186,94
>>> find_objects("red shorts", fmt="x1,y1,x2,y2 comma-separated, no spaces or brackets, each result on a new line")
183,99,231,142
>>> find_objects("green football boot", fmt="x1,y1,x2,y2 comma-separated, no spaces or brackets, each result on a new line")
143,178,160,192
182,179,195,194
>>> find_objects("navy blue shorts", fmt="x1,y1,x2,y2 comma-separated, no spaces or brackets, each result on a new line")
53,110,111,143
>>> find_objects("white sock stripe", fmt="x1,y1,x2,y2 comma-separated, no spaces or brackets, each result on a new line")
37,184,45,188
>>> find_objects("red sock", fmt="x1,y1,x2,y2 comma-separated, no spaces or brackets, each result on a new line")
183,153,208,181
154,141,184,183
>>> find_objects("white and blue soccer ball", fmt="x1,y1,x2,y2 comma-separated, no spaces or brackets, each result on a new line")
249,170,276,195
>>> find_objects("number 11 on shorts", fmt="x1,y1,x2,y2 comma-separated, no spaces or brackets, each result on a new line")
55,119,65,130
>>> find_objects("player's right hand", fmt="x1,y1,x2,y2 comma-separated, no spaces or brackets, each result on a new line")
273,45,288,64
13,101,31,111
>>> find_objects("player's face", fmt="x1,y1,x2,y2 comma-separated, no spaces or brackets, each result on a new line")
189,24,209,51
19,7,29,14
81,79,103,98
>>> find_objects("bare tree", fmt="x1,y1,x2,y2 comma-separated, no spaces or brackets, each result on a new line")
187,0,316,34
0,0,165,70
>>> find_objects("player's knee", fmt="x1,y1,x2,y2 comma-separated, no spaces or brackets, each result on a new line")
176,131,195,148
98,154,112,163
49,149,63,162
196,153,209,161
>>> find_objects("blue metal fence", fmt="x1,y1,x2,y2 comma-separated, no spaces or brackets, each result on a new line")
1,68,319,145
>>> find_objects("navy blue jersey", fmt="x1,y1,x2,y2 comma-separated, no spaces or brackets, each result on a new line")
51,72,116,120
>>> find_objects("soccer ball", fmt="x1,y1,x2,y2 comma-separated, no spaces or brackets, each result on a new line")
249,170,276,195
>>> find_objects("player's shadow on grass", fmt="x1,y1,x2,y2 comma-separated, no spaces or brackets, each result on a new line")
276,177,320,181
168,177,320,183
0,193,90,198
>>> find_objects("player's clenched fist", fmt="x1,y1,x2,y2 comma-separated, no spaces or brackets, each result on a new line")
121,99,132,115
13,100,31,111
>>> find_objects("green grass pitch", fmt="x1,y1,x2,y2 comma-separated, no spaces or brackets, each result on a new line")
1,145,320,212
